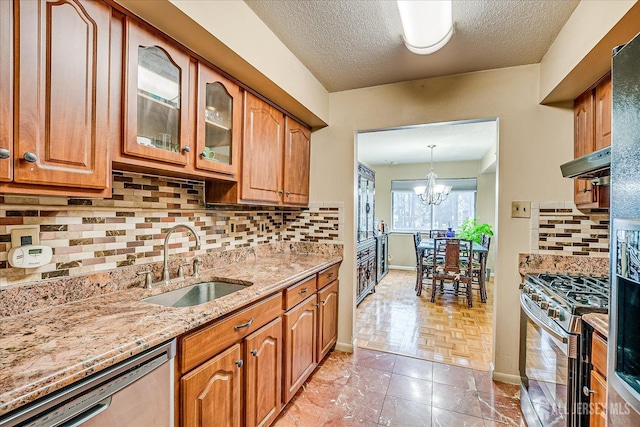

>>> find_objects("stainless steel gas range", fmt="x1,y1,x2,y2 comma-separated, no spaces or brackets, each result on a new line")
519,273,609,427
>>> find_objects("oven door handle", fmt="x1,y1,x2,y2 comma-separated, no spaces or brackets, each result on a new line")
520,294,568,344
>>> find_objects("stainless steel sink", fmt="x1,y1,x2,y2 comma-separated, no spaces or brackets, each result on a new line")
142,281,248,307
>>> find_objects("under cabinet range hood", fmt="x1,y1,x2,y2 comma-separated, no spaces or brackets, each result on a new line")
560,146,611,185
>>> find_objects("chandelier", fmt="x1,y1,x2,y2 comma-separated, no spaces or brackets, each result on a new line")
413,145,452,205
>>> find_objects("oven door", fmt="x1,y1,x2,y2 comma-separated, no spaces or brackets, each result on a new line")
520,294,579,427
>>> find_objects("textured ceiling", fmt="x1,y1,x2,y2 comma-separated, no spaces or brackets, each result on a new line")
357,119,497,166
244,0,580,93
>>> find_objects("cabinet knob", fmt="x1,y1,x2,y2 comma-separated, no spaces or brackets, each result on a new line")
583,386,595,396
286,191,290,197
235,360,244,368
199,151,207,158
250,349,258,357
23,152,38,163
278,190,284,195
182,145,191,153
0,148,9,159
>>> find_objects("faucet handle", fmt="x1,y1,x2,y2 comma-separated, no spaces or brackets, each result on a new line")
178,262,190,278
192,257,202,278
137,270,153,289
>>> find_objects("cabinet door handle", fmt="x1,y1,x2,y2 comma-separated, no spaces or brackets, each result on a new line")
278,190,284,195
23,152,38,163
182,145,191,153
315,303,320,308
199,151,207,158
321,299,327,305
286,191,290,197
235,359,244,368
327,272,334,279
299,287,308,295
583,188,592,193
234,317,254,330
250,349,258,357
0,148,9,159
583,386,595,396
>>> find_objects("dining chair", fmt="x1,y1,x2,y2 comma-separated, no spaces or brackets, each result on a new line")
471,234,491,303
429,238,474,307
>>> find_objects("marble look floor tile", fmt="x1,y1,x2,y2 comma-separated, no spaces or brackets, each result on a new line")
431,407,485,427
483,420,515,427
393,355,433,381
312,351,354,386
378,395,432,427
352,348,397,373
431,382,482,418
432,362,477,390
477,391,523,426
345,365,392,394
386,373,433,406
473,370,520,398
328,385,386,424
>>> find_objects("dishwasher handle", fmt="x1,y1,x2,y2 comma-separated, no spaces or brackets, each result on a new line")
62,397,112,427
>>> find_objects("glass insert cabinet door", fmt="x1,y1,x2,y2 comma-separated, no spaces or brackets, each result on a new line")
124,18,191,166
195,63,241,177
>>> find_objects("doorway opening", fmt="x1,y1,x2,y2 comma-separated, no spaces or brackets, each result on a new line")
353,118,499,371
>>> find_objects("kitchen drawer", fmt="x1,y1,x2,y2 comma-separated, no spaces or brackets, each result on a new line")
179,293,282,373
317,263,339,289
591,331,607,377
284,275,317,311
590,369,607,427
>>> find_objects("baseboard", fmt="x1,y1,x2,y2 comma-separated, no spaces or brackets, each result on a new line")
334,341,354,353
389,265,415,271
492,371,522,385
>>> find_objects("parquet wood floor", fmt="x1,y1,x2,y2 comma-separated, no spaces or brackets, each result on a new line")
355,269,494,371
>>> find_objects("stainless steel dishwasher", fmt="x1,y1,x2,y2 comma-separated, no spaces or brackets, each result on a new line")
0,339,176,427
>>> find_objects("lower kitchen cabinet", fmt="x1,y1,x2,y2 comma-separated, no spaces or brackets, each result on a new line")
181,344,242,427
317,279,339,361
283,294,318,405
589,331,608,426
356,238,376,305
245,318,282,427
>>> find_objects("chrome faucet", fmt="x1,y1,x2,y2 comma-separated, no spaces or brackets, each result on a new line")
163,224,201,284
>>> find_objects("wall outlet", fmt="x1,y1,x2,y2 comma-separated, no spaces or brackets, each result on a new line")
10,227,40,247
511,201,531,218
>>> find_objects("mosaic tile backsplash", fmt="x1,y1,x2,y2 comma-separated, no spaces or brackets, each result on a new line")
530,202,609,257
0,171,344,288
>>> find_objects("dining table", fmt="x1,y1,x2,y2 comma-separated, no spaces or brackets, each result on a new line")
416,238,489,302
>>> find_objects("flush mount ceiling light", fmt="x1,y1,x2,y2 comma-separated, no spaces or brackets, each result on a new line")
397,0,454,55
414,145,452,205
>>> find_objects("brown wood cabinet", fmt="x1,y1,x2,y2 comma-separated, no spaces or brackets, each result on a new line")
181,343,242,427
0,0,113,197
283,293,318,404
572,74,611,210
589,330,608,427
245,318,282,427
282,117,311,205
317,279,339,361
0,0,12,183
195,63,242,179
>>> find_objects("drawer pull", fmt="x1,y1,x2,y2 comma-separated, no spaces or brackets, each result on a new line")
250,349,258,357
583,386,595,396
235,359,244,368
299,287,309,295
327,272,334,279
234,317,254,330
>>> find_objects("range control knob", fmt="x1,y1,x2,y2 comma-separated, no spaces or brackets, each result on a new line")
540,301,549,310
548,308,559,318
531,294,541,303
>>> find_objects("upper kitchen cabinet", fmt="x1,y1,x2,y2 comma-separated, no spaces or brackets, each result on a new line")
1,0,113,196
195,63,241,178
241,92,285,204
572,73,611,210
0,0,12,183
283,117,311,206
121,18,191,167
231,92,310,206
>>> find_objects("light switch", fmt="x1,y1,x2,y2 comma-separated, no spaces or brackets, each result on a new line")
511,201,531,218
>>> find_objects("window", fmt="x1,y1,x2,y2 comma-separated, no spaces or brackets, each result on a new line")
391,178,476,231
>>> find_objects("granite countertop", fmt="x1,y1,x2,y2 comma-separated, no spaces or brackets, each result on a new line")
583,313,609,338
0,252,341,416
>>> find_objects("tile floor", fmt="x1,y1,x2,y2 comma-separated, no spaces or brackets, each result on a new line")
274,347,522,426
354,270,494,371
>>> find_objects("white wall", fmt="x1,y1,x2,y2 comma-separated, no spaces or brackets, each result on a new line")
310,65,574,380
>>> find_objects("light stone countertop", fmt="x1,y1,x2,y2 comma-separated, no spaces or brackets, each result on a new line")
0,252,342,416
